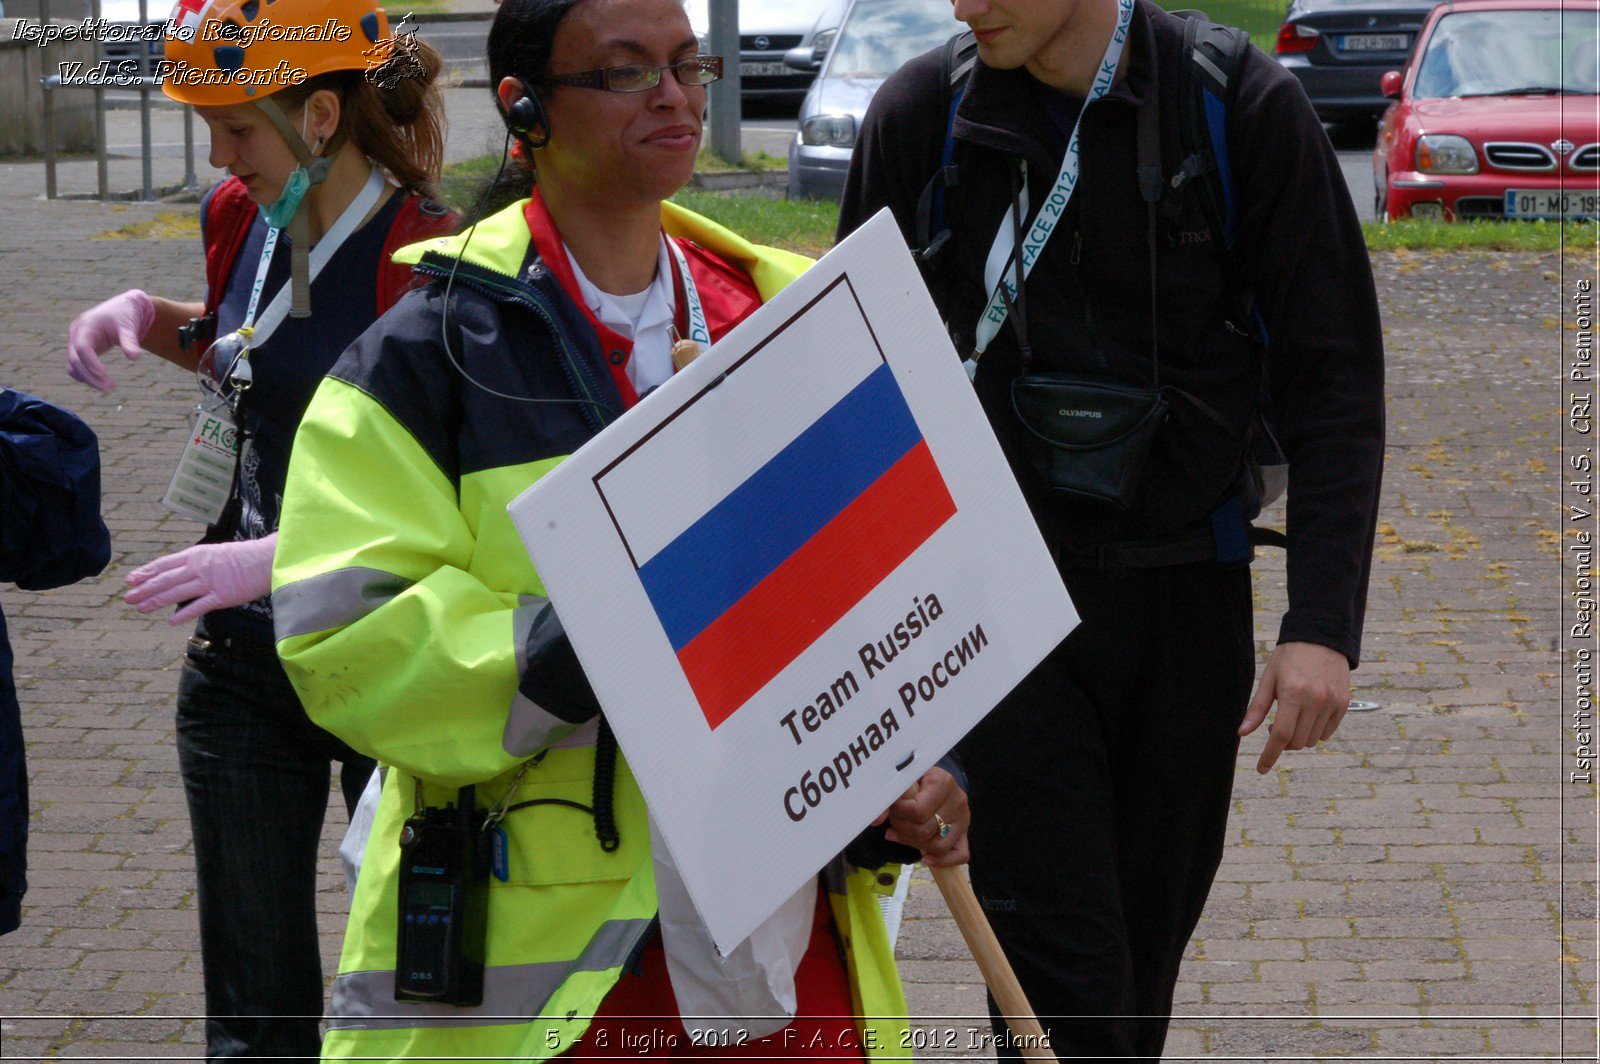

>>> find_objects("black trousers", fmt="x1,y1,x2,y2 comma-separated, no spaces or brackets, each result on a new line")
176,621,376,1060
957,562,1256,1062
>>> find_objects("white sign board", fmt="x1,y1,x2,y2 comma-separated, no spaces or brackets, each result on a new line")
510,210,1077,953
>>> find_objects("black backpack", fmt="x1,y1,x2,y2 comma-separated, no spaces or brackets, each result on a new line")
912,13,1290,544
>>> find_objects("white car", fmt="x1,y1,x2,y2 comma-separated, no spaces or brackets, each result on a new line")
686,0,840,104
787,0,962,199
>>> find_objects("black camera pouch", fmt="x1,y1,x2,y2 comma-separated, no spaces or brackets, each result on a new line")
1009,375,1168,512
964,55,1182,518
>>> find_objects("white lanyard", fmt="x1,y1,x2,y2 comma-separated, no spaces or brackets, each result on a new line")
665,237,711,347
973,0,1136,356
240,227,280,335
234,168,389,358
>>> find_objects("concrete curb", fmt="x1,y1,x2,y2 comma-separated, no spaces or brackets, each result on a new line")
690,169,788,191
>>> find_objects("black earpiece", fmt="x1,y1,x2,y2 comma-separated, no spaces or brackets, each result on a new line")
505,79,549,149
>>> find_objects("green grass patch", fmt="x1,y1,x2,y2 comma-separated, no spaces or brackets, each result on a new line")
439,153,508,213
438,155,838,255
1153,0,1283,45
443,153,1600,257
93,211,202,240
1362,218,1597,252
670,190,838,256
439,152,792,217
695,147,788,173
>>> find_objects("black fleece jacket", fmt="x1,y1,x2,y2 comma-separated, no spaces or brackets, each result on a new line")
837,0,1385,667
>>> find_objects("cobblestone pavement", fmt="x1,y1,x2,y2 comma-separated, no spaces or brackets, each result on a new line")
0,153,1596,1061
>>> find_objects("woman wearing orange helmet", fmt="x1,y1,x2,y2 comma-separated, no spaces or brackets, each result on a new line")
60,0,455,1056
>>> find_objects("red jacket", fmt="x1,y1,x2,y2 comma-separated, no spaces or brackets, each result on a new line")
522,190,761,408
201,176,460,337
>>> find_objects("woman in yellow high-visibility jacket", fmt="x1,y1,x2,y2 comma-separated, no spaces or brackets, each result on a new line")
272,0,970,1058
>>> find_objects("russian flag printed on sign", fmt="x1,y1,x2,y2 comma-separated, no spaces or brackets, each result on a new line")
595,279,957,730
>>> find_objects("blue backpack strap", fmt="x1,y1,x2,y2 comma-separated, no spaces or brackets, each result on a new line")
1167,17,1271,364
930,81,965,237
1182,19,1245,237
931,38,975,235
1201,77,1272,347
1201,87,1237,250
1171,13,1289,552
912,30,976,264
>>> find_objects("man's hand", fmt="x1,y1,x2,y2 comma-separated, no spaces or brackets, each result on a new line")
1239,641,1350,774
872,767,970,867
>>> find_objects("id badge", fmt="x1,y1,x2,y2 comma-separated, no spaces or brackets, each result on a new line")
162,404,240,524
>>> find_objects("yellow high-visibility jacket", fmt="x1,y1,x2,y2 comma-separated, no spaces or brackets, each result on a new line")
272,199,910,1062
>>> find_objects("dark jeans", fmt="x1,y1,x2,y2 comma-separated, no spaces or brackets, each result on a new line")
957,562,1256,1063
176,620,376,1061
1,604,25,937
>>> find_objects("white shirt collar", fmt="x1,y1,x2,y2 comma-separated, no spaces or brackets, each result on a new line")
566,236,680,395
566,235,676,340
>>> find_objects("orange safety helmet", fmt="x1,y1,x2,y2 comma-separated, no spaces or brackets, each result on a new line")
161,0,393,106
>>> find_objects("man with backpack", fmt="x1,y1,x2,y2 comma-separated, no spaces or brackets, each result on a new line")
836,0,1384,1057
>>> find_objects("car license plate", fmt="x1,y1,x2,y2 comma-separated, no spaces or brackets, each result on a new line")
1338,33,1407,51
1505,189,1600,218
740,61,795,77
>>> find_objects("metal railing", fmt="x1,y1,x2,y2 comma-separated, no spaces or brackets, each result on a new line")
38,0,199,200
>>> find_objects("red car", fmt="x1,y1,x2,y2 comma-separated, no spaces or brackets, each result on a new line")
1373,0,1600,221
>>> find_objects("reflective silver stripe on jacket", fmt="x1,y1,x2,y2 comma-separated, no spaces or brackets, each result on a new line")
512,595,551,675
272,567,414,641
504,691,585,757
327,916,655,1031
505,595,580,756
550,717,600,751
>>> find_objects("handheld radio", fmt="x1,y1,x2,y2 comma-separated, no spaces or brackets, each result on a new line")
394,785,489,1006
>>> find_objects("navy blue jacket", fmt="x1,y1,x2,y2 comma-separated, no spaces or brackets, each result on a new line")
0,389,111,935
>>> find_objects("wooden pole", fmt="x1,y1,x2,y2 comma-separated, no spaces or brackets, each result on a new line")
929,864,1055,1063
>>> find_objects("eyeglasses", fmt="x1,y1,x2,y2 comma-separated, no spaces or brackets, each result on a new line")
195,329,253,410
542,55,723,93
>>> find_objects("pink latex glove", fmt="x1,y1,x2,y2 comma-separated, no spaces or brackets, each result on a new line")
66,289,156,392
124,536,277,625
